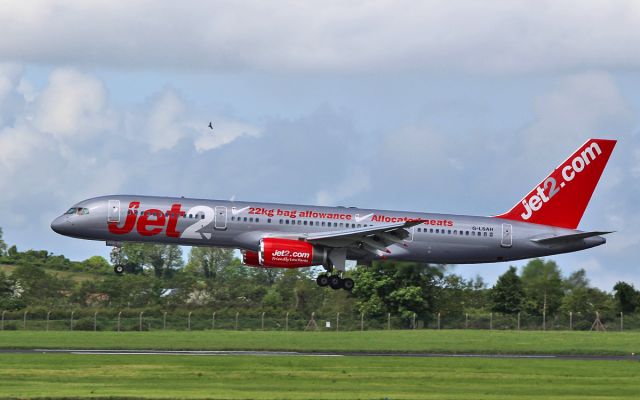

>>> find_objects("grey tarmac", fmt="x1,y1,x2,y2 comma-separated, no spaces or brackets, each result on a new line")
0,349,636,361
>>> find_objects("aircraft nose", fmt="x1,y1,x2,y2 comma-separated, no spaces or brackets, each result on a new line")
51,216,71,235
584,236,606,247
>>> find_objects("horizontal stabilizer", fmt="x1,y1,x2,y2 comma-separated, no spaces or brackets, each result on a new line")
531,231,613,245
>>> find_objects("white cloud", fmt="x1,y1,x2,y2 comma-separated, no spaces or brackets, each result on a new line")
316,166,371,206
34,68,112,138
2,1,640,74
143,88,188,152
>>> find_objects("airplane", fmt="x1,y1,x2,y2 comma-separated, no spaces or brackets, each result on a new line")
51,138,616,291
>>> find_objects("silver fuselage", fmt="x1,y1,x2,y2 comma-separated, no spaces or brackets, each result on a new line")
51,195,605,264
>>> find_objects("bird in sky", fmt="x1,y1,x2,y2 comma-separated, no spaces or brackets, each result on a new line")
208,122,213,130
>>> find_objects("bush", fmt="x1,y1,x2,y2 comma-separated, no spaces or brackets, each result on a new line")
73,317,99,331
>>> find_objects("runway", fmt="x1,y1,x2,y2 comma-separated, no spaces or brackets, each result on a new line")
0,349,635,361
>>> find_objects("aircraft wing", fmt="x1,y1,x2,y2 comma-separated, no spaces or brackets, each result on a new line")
301,219,425,253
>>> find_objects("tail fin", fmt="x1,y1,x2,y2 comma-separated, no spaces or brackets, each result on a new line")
495,138,616,229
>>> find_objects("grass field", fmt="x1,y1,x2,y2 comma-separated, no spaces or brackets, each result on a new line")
0,353,639,399
1,330,639,356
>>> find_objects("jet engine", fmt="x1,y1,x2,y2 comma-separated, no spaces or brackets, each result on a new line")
242,238,328,268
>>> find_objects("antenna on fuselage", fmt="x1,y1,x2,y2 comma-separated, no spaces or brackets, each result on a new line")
230,194,236,202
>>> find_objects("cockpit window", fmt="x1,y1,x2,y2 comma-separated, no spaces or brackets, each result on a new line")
65,207,89,215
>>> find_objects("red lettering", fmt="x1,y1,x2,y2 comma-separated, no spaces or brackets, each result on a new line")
136,209,165,236
165,204,183,238
108,202,140,235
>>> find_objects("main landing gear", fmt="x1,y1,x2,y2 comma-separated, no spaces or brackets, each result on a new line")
316,274,354,291
110,244,125,275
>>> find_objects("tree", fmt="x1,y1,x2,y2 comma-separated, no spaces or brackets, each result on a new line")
0,227,6,256
613,281,639,313
491,266,525,314
116,243,184,277
351,261,444,320
563,269,589,293
185,247,234,279
520,259,564,316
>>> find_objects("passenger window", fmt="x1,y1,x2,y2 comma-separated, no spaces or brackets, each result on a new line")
436,229,439,233
448,230,451,234
465,231,469,235
267,218,271,223
243,217,247,222
231,216,234,221
490,232,494,237
484,232,487,237
430,229,434,233
201,214,205,219
279,219,283,224
321,222,325,227
256,218,259,223
315,221,319,226
285,220,290,224
303,221,308,226
249,217,254,222
297,220,302,225
453,230,457,234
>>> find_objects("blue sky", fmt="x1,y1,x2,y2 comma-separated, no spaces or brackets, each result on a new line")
1,1,639,290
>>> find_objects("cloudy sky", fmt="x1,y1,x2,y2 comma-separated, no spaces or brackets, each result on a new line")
1,1,640,290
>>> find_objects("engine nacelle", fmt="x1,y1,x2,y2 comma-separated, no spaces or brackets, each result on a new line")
259,238,328,268
242,250,261,267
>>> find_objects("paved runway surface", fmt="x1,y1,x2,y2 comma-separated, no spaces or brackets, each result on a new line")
0,349,636,361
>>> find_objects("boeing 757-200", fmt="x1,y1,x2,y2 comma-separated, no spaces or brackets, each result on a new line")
51,138,616,290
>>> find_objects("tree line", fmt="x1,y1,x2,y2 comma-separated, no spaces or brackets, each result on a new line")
0,227,639,325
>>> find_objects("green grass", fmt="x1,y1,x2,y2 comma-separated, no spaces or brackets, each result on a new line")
0,264,102,282
0,353,638,399
1,330,640,356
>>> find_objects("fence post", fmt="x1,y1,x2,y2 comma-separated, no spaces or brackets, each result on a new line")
569,312,573,330
188,312,192,331
465,313,468,329
70,311,74,331
361,313,364,332
336,312,340,332
163,312,167,330
285,312,289,332
23,310,28,330
437,313,441,330
117,311,122,332
412,313,416,330
235,312,239,330
139,311,144,332
94,311,98,332
542,309,546,331
212,312,216,330
1,310,5,330
261,312,265,331
517,312,520,331
621,312,624,332
387,313,391,331
46,311,51,331
489,313,493,330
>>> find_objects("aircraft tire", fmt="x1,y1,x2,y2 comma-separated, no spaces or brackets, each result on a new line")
316,274,330,287
114,265,125,275
342,278,355,291
329,275,343,290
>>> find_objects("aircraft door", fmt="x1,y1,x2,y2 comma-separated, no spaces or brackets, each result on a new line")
501,223,512,248
108,200,120,223
214,206,227,230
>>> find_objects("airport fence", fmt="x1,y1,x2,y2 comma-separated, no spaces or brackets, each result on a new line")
1,309,639,332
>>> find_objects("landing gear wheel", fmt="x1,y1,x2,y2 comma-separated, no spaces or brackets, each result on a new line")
342,278,355,291
316,274,330,287
329,275,343,290
114,265,125,275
